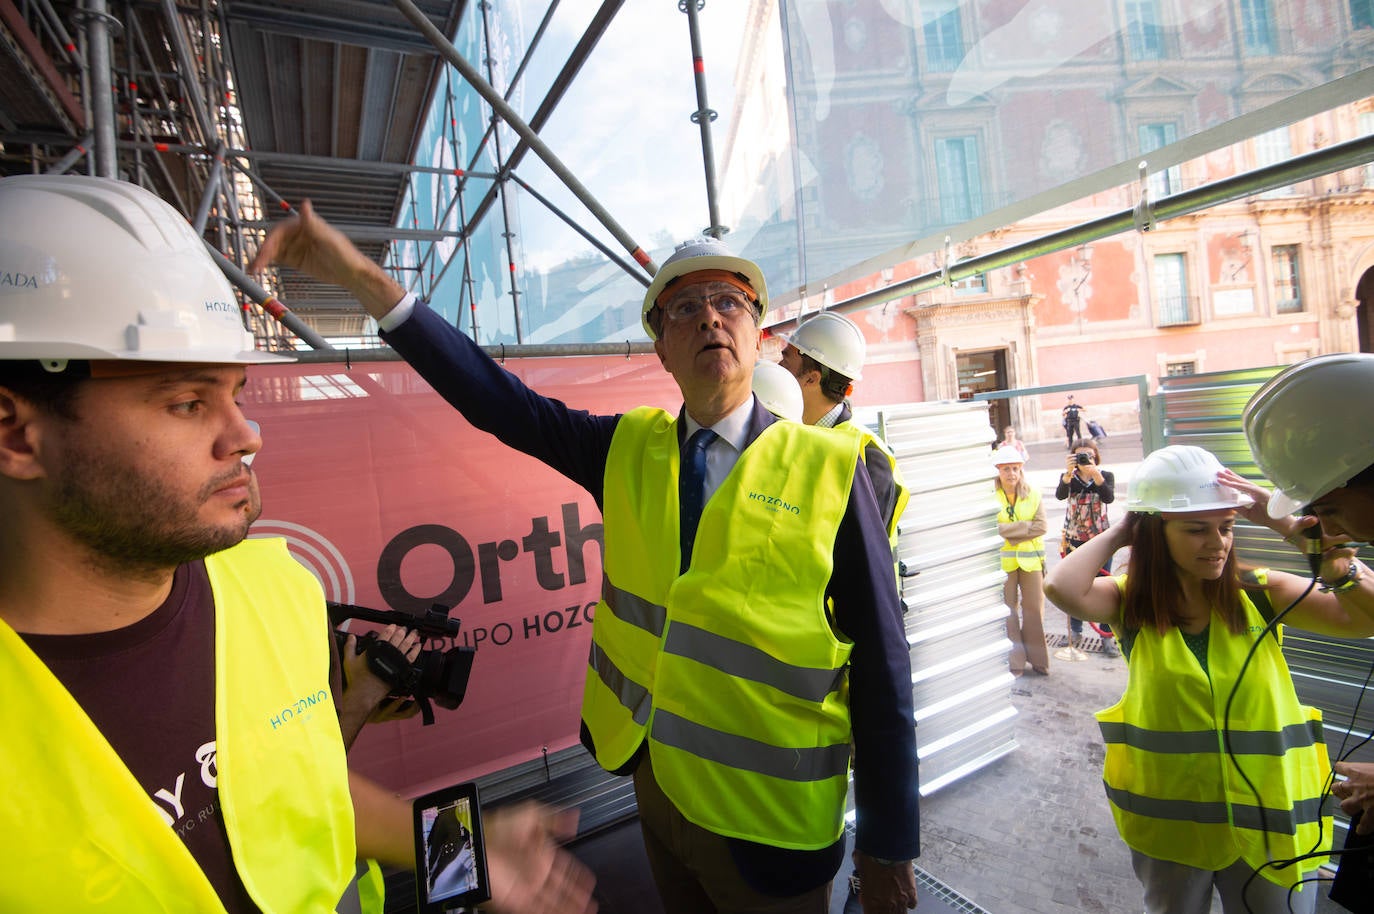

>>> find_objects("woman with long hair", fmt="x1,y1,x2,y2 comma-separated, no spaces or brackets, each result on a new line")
993,445,1049,676
1044,445,1374,913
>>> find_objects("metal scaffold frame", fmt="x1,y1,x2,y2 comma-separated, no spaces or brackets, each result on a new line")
3,1,1373,359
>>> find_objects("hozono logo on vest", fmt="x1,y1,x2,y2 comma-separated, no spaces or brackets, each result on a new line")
747,490,803,516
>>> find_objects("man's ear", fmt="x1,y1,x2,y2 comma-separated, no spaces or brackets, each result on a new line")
653,338,667,369
0,388,47,481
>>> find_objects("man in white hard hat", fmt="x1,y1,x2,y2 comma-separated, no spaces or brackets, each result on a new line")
1244,353,1374,837
778,313,913,912
0,176,593,914
251,205,921,914
779,312,908,539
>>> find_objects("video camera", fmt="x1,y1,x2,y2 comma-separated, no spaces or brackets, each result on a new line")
328,601,476,726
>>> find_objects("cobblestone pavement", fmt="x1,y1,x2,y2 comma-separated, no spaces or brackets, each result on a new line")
907,431,1345,914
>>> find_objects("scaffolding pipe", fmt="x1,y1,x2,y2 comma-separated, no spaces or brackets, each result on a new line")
444,0,623,282
108,139,501,179
123,1,141,183
681,0,725,239
205,244,335,351
230,158,297,216
390,0,658,276
478,0,524,343
803,133,1374,325
127,11,182,146
287,340,655,363
236,220,467,242
192,144,227,235
84,0,118,177
32,0,84,68
44,133,96,175
509,173,650,288
158,0,217,145
414,83,479,335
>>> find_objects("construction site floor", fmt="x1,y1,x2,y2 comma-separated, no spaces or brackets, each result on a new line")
568,820,976,914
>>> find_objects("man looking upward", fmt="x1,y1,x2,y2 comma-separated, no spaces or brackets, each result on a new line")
251,206,922,914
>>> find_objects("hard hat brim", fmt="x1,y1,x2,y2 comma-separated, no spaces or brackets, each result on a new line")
0,342,295,365
640,251,768,341
1267,488,1306,519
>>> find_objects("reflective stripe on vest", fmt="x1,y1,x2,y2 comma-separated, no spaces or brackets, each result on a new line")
651,710,852,782
338,858,386,914
587,408,858,849
0,538,355,913
1094,570,1332,887
996,486,1045,571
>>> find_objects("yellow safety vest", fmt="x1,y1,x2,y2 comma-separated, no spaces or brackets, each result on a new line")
1096,572,1331,888
833,419,910,542
0,538,356,912
585,407,858,849
996,486,1045,572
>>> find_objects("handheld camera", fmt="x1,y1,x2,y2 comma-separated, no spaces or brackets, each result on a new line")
329,601,476,726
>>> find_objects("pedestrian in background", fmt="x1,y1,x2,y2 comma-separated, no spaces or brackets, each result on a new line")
1045,444,1374,914
998,425,1029,462
1055,437,1118,657
1061,395,1084,451
993,446,1049,676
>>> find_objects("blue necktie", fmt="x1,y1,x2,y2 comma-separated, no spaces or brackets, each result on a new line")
680,428,716,572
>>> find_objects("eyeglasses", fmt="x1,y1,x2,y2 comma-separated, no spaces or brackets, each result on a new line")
659,290,755,324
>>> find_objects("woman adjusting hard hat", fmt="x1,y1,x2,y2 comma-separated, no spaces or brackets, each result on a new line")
1045,444,1374,914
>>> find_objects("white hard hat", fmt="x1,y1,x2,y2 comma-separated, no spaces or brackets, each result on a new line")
1243,354,1374,517
751,360,803,422
641,236,768,341
0,175,291,366
991,445,1026,467
786,311,865,381
1127,445,1253,513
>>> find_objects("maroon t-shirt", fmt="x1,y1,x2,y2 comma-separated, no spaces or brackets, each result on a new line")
20,560,344,913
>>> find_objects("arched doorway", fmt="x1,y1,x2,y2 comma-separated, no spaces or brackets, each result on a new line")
1355,266,1374,353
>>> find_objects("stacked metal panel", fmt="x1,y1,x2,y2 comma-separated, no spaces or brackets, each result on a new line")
868,399,1018,797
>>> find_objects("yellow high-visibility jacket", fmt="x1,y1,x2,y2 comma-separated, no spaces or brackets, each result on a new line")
0,538,356,912
996,486,1046,572
1096,571,1331,888
584,406,858,848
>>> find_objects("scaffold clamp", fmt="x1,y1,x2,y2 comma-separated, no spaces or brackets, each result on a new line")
1133,160,1156,233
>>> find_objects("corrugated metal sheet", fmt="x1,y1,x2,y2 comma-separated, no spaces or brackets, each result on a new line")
873,399,1019,797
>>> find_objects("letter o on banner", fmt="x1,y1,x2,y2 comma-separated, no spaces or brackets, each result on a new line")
377,524,477,614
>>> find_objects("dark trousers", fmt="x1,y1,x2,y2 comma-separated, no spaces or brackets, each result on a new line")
633,755,833,914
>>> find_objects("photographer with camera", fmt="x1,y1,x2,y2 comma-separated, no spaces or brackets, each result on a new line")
1055,438,1118,657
